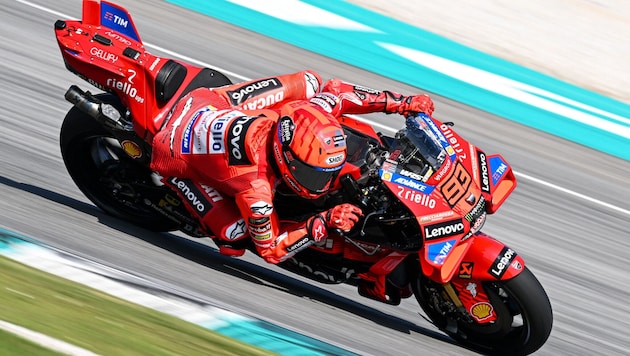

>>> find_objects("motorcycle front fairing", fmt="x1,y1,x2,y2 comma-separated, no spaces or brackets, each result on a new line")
377,115,520,283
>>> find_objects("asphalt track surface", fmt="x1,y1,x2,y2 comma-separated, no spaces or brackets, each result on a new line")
1,0,629,355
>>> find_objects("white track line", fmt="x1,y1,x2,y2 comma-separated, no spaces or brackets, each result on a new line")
16,0,630,217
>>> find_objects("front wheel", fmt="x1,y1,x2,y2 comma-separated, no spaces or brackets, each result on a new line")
413,267,553,355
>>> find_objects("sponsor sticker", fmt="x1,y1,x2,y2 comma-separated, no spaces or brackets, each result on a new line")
399,168,423,181
279,116,294,144
465,197,486,222
181,111,200,154
121,140,142,159
100,2,139,41
227,78,282,105
465,282,478,297
397,186,436,208
440,123,466,160
427,239,456,265
325,153,345,166
225,219,247,240
307,215,328,242
419,211,454,222
477,151,490,192
391,173,435,194
227,116,256,165
250,201,273,216
380,169,393,182
488,247,517,279
489,156,508,185
169,177,211,217
470,302,494,321
424,219,465,240
286,236,312,253
90,47,118,63
458,262,474,279
106,75,144,103
353,85,381,94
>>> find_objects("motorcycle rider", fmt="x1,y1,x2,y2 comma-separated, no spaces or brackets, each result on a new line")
150,70,434,267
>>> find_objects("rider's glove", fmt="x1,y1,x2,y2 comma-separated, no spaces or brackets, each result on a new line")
397,94,434,117
324,203,363,232
306,204,363,243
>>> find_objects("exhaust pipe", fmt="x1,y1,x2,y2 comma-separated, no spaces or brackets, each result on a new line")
64,85,132,131
65,85,101,118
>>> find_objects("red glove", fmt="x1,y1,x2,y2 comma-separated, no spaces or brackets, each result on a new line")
324,203,363,232
398,94,434,117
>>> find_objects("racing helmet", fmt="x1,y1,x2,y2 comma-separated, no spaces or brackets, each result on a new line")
273,101,347,199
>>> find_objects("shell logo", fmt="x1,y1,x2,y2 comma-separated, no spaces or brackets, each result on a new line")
470,302,494,321
122,140,142,159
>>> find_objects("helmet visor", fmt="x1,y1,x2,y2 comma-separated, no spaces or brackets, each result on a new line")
284,148,341,194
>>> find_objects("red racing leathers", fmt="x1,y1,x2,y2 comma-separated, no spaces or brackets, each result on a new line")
150,70,433,264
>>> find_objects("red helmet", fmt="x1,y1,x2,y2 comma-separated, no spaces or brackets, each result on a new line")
273,101,347,199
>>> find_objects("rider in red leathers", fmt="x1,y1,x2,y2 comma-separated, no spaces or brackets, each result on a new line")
150,70,434,267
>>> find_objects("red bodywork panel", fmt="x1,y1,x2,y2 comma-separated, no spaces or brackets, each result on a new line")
334,114,520,287
55,0,209,141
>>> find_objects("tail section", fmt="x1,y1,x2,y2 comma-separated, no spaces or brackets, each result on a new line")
81,0,142,44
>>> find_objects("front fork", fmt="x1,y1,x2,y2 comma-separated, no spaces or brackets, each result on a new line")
419,231,526,323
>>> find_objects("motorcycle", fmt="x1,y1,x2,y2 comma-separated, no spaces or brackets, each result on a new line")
54,1,552,354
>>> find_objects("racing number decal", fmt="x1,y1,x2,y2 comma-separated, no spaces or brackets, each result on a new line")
441,162,471,206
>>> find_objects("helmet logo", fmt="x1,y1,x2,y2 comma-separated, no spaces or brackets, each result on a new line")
333,133,346,147
325,153,345,166
279,116,294,144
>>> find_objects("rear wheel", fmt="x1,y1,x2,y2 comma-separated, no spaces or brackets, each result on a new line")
413,267,552,355
60,94,179,231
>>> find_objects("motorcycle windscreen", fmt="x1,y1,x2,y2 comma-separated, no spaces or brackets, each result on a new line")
388,117,448,181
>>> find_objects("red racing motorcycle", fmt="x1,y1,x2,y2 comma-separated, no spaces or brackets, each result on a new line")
54,1,552,354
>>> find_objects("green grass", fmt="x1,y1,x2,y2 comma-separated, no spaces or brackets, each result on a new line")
0,328,64,355
0,255,276,355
